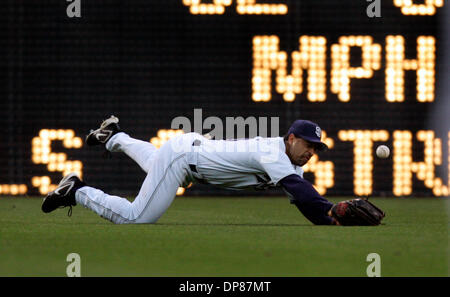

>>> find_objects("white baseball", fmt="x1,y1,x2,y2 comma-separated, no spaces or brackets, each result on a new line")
376,145,390,159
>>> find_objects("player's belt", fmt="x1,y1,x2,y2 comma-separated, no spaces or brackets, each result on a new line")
190,139,201,174
189,164,199,173
188,164,207,184
188,139,207,184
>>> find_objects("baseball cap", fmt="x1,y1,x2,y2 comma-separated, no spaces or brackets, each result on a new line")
287,120,328,152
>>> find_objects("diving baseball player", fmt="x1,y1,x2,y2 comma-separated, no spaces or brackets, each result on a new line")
41,116,385,226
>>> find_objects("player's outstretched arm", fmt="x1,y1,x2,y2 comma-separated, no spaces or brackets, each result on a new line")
279,174,338,225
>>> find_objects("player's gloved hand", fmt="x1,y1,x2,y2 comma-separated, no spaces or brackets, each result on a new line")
328,198,385,226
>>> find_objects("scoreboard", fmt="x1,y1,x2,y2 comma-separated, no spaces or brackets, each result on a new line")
1,0,448,197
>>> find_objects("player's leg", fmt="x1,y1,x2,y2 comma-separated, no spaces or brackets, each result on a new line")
40,171,135,222
106,132,157,173
74,186,134,224
74,136,190,224
85,116,157,173
43,152,188,224
75,166,184,223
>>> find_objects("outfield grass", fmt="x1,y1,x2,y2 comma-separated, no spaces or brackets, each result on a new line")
0,196,448,276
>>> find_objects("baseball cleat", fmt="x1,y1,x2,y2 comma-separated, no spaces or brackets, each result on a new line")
41,173,85,216
85,115,121,146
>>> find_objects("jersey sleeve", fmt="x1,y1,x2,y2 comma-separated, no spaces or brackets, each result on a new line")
279,174,334,225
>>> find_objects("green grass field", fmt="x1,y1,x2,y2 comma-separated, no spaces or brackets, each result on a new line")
0,196,448,276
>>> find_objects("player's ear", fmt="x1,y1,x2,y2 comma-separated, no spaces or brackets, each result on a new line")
288,133,296,143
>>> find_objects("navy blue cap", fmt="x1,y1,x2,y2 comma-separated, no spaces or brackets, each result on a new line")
287,120,328,152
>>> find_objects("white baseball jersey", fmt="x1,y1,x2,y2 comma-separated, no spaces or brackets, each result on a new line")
193,136,304,190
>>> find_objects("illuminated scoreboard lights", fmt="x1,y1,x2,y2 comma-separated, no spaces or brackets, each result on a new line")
252,35,435,103
394,0,444,15
302,131,335,195
31,129,83,195
393,131,450,197
331,36,381,102
182,0,444,16
2,128,448,197
182,0,288,15
182,1,442,103
253,36,327,102
0,184,27,195
338,130,390,196
385,36,435,102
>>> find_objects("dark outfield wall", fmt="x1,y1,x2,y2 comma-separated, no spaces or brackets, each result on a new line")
1,0,448,197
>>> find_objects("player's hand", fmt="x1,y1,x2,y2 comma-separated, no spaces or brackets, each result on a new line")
328,209,340,225
329,198,385,226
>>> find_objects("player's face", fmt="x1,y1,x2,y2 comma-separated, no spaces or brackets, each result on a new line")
286,135,317,166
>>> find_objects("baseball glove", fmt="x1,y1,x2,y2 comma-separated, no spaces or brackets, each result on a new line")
330,198,385,226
